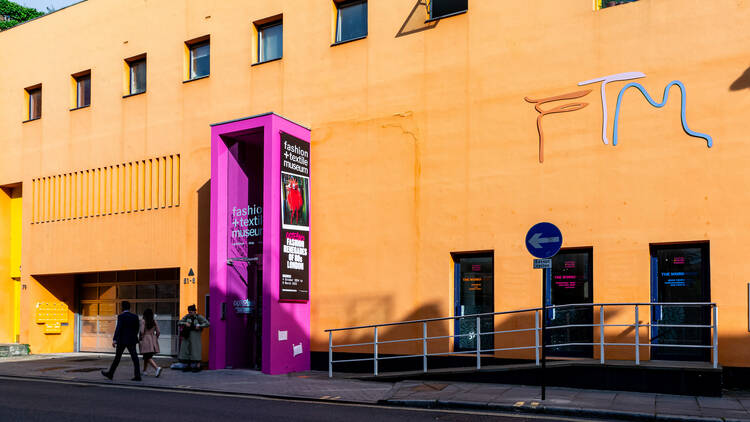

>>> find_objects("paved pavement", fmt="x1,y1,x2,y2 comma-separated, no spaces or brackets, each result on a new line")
1,353,750,421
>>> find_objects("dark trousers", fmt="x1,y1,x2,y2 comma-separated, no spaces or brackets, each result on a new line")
107,343,141,379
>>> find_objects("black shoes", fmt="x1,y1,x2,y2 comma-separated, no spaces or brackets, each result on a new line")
100,370,113,380
131,377,142,381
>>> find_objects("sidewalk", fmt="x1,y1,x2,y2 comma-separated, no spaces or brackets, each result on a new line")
1,354,749,422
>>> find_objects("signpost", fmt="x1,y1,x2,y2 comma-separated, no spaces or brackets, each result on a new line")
525,222,563,401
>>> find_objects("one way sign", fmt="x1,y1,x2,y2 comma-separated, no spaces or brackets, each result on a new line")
525,222,563,259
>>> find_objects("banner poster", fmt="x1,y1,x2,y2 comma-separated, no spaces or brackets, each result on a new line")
280,132,310,301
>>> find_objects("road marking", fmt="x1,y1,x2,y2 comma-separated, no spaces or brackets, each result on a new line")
0,375,594,421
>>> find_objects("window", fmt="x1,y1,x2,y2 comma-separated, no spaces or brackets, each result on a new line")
126,55,147,96
188,39,210,79
452,252,494,352
598,0,639,9
335,0,367,44
73,70,91,109
549,248,593,358
25,85,41,121
429,0,467,20
257,20,283,63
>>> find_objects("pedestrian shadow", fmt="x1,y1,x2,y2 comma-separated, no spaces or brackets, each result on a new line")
396,0,438,38
729,65,750,91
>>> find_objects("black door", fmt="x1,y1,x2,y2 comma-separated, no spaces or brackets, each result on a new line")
547,248,593,358
453,253,494,352
650,243,711,361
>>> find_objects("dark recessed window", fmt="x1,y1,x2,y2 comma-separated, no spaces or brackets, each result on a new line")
335,0,367,43
430,0,467,20
127,56,147,95
600,0,639,9
74,71,91,108
188,40,210,79
258,20,283,63
26,85,41,121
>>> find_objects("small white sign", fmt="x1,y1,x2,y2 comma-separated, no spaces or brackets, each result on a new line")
278,330,288,341
293,343,303,356
533,258,552,269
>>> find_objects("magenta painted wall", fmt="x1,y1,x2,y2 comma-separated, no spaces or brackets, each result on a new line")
210,113,311,374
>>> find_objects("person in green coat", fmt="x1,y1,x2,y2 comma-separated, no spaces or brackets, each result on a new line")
178,304,209,372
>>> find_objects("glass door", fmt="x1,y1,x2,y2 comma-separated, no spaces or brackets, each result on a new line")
650,243,711,361
548,248,593,358
453,253,494,352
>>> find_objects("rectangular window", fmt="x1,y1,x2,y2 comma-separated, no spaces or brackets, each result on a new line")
26,85,41,121
598,0,639,9
188,40,210,79
650,242,711,362
335,0,367,44
74,71,91,108
127,56,147,95
548,248,593,358
257,20,283,63
452,252,494,353
429,0,467,20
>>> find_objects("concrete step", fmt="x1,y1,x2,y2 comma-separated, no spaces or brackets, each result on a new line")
0,343,30,358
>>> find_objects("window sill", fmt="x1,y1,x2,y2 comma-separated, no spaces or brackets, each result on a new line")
252,57,282,67
425,9,467,23
122,91,146,99
22,117,41,123
331,35,367,47
70,104,90,111
183,75,210,83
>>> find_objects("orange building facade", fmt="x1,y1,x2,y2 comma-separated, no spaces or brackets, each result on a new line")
0,0,749,369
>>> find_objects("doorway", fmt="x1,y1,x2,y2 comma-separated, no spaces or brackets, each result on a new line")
650,242,711,362
453,252,494,352
547,248,593,358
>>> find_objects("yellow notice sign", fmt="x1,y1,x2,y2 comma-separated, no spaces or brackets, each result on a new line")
36,302,67,334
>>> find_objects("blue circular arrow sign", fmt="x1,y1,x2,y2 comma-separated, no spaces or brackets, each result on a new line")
525,222,563,259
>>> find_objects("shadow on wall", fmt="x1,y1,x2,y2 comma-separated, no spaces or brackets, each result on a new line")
29,274,76,352
729,66,750,91
197,181,211,362
323,303,665,374
396,0,438,38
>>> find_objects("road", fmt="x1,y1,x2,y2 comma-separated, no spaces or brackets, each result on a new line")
0,377,603,422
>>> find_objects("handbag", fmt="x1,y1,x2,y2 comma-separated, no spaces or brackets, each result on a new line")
180,324,191,338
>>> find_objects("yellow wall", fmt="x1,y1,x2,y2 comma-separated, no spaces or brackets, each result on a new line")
0,0,749,366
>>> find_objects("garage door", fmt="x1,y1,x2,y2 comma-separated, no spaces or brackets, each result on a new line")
78,268,180,355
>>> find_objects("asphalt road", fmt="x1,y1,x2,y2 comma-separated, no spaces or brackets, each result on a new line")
0,377,602,422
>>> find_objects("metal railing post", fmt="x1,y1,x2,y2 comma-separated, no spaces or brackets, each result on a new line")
422,321,427,373
476,316,481,369
599,306,605,364
713,305,718,369
634,305,640,365
535,309,540,366
328,331,333,378
374,326,378,376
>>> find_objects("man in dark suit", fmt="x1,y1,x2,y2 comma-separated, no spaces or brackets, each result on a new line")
101,300,141,381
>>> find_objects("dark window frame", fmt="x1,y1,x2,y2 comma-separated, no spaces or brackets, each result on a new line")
256,19,283,64
25,84,42,122
72,70,91,110
125,54,147,97
334,0,367,45
427,0,468,21
186,36,211,80
451,250,494,353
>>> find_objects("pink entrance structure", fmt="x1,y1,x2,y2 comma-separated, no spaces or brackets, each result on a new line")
209,113,311,374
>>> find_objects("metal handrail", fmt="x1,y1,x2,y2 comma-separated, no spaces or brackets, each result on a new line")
326,302,719,377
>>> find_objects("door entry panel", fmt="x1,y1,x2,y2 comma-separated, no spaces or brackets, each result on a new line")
650,243,710,362
453,253,494,352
